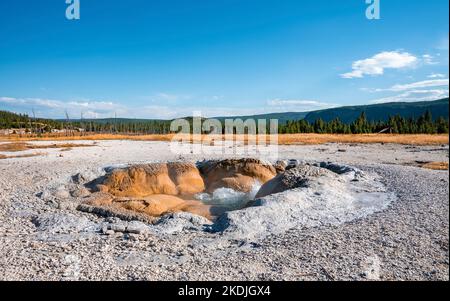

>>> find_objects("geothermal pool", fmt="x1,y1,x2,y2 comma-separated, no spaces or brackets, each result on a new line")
194,183,261,211
59,158,395,240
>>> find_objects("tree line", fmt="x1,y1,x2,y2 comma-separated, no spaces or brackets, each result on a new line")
0,109,448,135
0,110,62,132
279,111,449,134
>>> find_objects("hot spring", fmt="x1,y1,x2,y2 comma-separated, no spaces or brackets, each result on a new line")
74,158,395,237
79,159,278,221
194,182,262,211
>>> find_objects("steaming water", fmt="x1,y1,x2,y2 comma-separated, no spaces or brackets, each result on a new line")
195,182,262,210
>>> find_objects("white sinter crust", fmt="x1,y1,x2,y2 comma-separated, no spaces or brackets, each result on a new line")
0,140,448,280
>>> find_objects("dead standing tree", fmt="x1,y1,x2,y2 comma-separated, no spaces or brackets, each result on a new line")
65,110,72,137
28,111,33,138
80,112,85,137
32,109,36,137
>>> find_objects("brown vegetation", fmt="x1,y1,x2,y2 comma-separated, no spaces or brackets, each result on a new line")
0,152,45,160
420,162,449,171
276,134,449,146
1,133,447,145
0,142,95,152
0,134,175,142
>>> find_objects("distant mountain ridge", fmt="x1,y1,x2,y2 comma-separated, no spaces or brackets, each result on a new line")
212,112,309,124
3,99,449,125
303,98,449,124
220,98,448,124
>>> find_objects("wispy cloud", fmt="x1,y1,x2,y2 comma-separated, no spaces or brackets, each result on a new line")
378,79,449,92
370,89,449,104
361,76,449,104
267,99,337,111
0,97,127,118
138,99,338,118
341,51,418,79
1,96,334,119
422,54,439,65
137,93,194,105
428,73,446,79
154,93,192,102
138,106,266,119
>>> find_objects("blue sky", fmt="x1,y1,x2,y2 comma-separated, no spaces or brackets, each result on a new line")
0,0,448,119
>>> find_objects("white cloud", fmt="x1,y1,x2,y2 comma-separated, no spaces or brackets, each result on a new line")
370,89,449,104
422,54,439,65
211,95,224,101
0,97,17,102
267,99,337,110
341,51,418,79
428,73,446,79
375,79,449,92
0,97,127,118
364,77,449,104
140,100,337,119
0,97,65,109
139,106,262,119
0,95,339,119
154,93,192,102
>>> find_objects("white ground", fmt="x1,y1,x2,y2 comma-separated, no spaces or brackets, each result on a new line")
0,140,448,280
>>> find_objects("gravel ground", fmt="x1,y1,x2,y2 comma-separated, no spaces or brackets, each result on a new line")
0,140,448,281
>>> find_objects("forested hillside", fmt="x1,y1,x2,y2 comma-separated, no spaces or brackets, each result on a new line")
304,98,449,123
1,99,449,135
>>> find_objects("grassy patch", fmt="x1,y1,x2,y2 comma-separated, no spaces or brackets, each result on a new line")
0,142,95,152
421,162,449,171
276,134,449,146
0,134,448,146
0,152,45,160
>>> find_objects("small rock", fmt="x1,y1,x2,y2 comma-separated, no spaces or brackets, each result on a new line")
127,227,143,234
71,187,91,198
30,242,40,249
105,217,122,223
33,213,95,233
154,212,211,234
39,190,52,201
287,159,300,169
109,224,127,233
57,200,78,211
62,245,73,251
45,199,60,209
128,234,140,241
72,171,98,184
126,221,150,234
105,230,115,236
54,187,70,199
274,160,287,173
